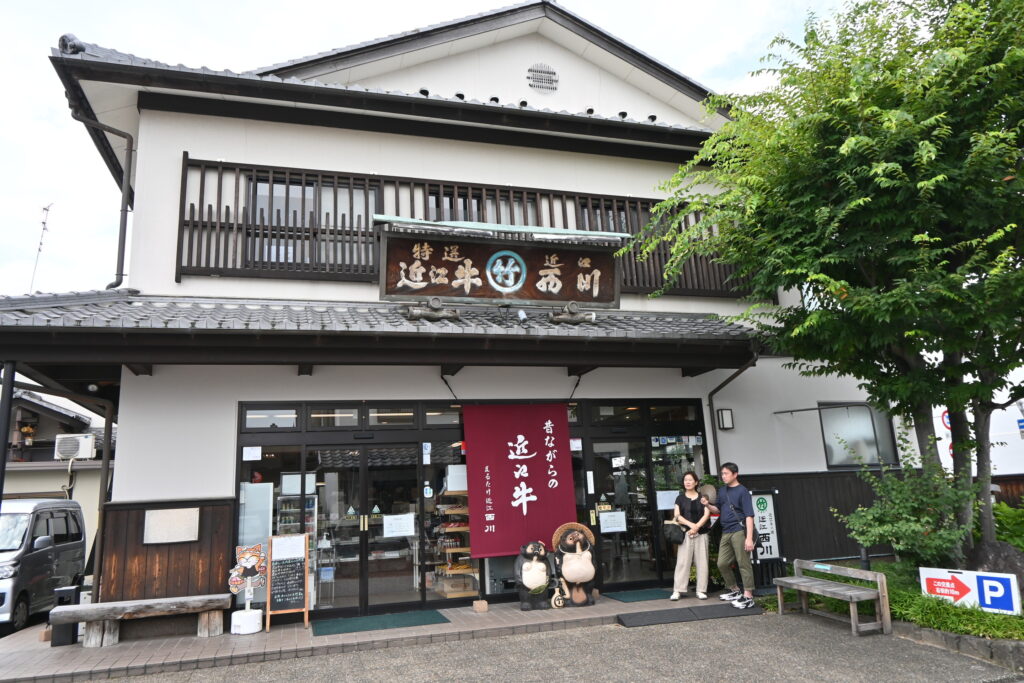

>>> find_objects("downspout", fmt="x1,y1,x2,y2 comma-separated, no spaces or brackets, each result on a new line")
67,108,133,289
13,382,114,601
707,341,759,474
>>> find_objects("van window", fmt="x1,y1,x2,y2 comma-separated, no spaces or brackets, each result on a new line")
49,512,70,544
68,513,83,542
31,513,50,544
0,514,30,552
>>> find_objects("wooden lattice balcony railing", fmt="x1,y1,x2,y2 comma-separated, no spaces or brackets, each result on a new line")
175,152,748,297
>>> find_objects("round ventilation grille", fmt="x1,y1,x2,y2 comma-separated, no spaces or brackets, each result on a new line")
526,63,558,93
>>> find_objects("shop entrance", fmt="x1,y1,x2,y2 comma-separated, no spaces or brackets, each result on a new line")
310,444,422,614
587,439,661,584
237,400,707,614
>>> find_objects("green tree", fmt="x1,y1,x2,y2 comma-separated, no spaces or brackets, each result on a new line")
627,0,1024,552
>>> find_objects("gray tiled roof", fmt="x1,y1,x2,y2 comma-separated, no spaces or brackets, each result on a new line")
52,21,712,134
12,389,91,424
0,290,748,344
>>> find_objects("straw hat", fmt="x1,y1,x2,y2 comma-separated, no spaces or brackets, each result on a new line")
552,522,595,551
699,483,718,505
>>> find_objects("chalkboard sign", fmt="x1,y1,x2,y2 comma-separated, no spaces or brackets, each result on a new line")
265,533,309,631
269,557,305,611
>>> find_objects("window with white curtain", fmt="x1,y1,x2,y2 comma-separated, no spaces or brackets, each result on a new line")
818,403,897,467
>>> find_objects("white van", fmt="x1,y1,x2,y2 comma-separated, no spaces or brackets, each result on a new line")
0,499,86,631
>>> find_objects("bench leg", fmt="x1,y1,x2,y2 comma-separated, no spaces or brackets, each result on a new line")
776,584,784,615
849,601,860,636
799,590,809,614
102,620,120,646
197,610,224,637
83,622,104,648
878,597,892,635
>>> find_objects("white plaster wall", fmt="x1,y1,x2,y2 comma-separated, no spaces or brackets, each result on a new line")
113,361,872,502
343,34,704,129
128,109,713,309
692,357,875,476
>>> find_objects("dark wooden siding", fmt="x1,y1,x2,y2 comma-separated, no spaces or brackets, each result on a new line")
994,474,1024,508
176,153,751,298
743,471,888,561
100,499,234,602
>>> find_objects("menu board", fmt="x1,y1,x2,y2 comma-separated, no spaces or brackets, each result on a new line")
266,533,309,630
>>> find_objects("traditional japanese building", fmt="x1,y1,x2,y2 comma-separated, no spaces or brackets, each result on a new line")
0,1,897,619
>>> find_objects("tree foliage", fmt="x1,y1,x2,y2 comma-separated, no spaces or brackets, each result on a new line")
627,0,1024,545
833,442,975,565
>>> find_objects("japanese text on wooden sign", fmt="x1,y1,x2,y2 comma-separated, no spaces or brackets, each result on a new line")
463,404,577,557
381,234,619,307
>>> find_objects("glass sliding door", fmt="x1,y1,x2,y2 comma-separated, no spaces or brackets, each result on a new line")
307,444,421,613
591,439,659,583
364,445,420,609
310,447,361,609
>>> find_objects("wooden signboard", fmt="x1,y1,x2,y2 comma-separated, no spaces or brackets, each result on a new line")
265,533,309,631
380,233,619,307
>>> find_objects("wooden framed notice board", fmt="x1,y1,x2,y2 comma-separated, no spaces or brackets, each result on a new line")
265,533,309,631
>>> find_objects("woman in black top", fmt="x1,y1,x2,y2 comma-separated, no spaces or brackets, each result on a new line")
670,471,710,600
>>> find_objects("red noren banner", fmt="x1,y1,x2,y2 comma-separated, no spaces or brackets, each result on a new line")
463,404,577,558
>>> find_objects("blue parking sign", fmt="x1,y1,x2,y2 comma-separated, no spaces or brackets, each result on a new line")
977,575,1014,613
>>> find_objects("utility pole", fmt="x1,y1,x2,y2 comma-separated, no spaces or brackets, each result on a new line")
29,204,53,293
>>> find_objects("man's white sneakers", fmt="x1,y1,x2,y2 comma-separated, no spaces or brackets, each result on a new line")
669,591,681,600
718,590,742,601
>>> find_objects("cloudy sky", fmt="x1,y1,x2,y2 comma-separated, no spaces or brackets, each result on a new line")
0,0,840,297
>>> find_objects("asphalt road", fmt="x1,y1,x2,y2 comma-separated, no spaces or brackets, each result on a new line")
139,613,1021,683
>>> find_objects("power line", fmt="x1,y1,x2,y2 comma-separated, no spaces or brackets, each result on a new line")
29,203,53,293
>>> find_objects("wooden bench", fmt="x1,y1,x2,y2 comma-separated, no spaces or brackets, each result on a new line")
774,560,891,636
49,593,232,647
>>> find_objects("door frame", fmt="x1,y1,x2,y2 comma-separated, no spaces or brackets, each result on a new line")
583,435,666,588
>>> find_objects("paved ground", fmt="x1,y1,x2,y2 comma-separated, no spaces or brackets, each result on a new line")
136,615,1018,683
0,593,1018,682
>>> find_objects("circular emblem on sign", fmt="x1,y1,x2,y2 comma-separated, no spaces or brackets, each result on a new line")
756,497,768,512
485,250,527,293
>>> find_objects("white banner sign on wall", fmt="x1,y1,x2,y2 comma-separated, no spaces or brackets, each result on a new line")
752,493,779,560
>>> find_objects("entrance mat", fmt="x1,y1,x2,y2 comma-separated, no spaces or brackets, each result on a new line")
603,588,674,602
312,610,450,636
617,603,763,627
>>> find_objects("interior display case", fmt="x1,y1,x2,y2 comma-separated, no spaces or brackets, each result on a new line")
433,487,478,599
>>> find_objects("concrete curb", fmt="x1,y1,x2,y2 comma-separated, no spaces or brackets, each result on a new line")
892,620,1024,674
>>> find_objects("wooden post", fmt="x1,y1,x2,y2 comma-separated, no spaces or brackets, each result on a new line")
877,573,892,635
102,620,120,646
82,622,104,648
198,610,224,637
776,584,784,615
849,601,860,636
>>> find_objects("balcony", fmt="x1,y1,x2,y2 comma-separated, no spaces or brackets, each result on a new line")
175,153,748,297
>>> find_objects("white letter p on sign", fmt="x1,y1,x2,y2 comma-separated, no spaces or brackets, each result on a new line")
982,579,1005,602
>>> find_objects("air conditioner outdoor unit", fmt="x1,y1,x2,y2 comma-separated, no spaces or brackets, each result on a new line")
54,434,97,460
